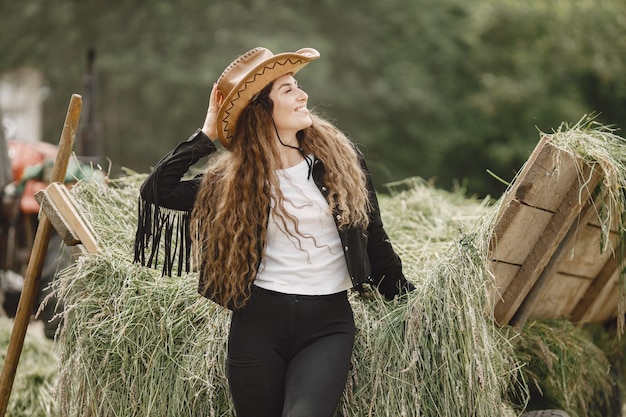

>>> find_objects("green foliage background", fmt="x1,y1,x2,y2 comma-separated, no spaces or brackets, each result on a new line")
1,0,625,197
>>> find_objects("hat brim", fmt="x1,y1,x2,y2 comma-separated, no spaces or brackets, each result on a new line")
217,48,319,149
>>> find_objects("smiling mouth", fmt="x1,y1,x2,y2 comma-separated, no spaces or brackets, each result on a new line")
295,106,309,113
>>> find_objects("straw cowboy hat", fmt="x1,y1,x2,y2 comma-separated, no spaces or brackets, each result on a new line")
215,47,320,149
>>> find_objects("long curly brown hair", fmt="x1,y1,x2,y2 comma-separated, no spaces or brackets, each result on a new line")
191,81,371,309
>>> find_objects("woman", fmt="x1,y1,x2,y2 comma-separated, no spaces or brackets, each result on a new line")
134,47,414,417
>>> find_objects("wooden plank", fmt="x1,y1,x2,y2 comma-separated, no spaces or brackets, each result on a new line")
530,272,593,319
512,139,582,212
490,200,553,265
570,256,619,322
557,225,618,278
70,244,88,259
588,212,621,233
45,183,98,254
497,136,550,211
589,278,620,323
35,188,81,247
0,94,82,416
489,134,623,325
490,261,520,310
508,196,595,327
577,273,619,324
493,163,601,325
586,190,621,233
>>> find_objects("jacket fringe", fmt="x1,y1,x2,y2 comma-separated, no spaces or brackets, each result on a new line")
132,129,214,277
134,197,192,277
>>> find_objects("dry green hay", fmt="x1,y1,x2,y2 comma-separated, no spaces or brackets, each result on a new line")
545,116,626,332
511,319,614,417
47,118,626,416
0,318,57,416
51,171,518,416
504,115,626,416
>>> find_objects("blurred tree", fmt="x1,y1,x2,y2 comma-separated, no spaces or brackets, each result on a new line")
1,0,625,197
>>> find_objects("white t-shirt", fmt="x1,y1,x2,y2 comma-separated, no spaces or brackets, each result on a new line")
254,156,352,295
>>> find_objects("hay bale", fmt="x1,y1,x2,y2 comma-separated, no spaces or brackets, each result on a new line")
0,318,57,416
511,319,615,417
52,172,518,416
51,117,626,416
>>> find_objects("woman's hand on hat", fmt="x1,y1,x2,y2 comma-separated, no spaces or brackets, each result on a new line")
202,83,223,141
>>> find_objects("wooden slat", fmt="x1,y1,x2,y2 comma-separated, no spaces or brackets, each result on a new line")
45,183,98,254
493,162,601,325
0,94,82,416
587,278,620,323
490,261,521,307
573,273,619,324
588,214,621,233
496,136,550,212
490,201,553,265
511,139,582,212
587,192,621,233
557,226,618,278
570,256,619,322
489,133,624,326
509,196,595,327
35,188,81,247
530,272,593,319
70,244,88,259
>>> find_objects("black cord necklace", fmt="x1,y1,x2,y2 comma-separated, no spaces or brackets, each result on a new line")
261,102,314,179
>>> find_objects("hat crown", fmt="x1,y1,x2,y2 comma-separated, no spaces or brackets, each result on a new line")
216,47,273,97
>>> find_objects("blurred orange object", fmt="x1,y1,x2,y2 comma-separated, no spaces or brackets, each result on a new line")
19,180,48,214
7,140,57,182
7,140,58,214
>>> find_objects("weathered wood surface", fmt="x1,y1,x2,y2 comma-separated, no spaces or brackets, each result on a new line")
35,182,99,255
489,136,622,327
0,94,82,416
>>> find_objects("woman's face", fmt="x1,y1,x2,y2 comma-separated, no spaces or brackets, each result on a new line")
268,73,312,137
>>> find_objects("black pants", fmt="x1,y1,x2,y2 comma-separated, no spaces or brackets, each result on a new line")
227,285,355,417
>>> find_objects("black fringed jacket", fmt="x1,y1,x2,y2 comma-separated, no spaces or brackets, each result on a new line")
134,129,414,303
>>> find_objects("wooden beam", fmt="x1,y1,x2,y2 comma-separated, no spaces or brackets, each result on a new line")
493,162,601,325
36,183,98,254
35,186,80,247
509,196,595,328
570,255,619,323
512,138,580,212
0,95,82,416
